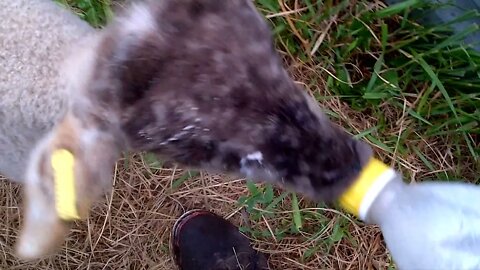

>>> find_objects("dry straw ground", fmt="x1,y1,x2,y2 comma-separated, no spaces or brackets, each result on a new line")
1,0,479,269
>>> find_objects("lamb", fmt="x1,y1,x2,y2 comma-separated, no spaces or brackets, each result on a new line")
0,0,96,182
15,0,374,259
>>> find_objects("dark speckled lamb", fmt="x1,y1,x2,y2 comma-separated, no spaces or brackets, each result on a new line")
17,0,373,259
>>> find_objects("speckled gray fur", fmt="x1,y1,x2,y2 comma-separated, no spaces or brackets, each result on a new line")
67,0,374,202
0,0,95,181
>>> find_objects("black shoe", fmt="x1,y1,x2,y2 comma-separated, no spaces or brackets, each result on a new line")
171,209,269,270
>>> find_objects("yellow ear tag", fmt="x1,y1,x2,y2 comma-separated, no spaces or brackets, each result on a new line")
51,149,80,221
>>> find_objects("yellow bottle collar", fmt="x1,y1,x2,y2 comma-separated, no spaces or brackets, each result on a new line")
339,158,396,220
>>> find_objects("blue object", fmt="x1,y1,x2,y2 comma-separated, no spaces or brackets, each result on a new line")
385,0,480,51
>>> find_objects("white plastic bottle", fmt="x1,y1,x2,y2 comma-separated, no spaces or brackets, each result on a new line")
339,158,480,270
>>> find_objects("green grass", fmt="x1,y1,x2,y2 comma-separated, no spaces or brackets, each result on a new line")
56,0,113,27
59,0,480,267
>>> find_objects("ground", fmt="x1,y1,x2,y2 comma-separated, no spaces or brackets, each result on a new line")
0,0,479,269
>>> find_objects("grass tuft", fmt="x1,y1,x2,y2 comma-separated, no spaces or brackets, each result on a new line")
55,0,114,27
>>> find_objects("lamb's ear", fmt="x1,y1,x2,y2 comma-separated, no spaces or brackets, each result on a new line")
15,113,121,260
